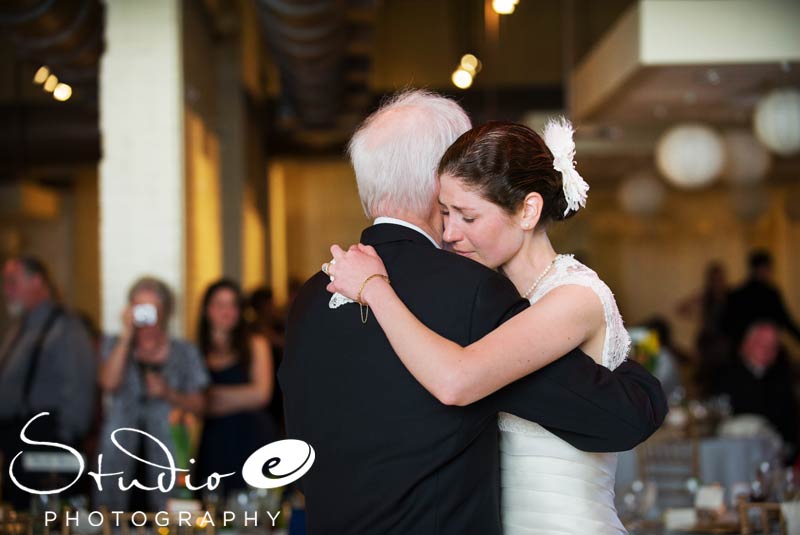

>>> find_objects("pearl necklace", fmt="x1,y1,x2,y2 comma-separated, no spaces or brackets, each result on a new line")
522,254,563,300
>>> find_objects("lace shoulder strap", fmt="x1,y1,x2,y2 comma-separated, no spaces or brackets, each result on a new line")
529,255,630,370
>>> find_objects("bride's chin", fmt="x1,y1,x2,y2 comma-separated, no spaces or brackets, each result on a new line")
467,253,497,270
451,249,499,270
455,250,478,261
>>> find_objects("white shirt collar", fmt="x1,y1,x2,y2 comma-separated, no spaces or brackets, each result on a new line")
373,217,441,249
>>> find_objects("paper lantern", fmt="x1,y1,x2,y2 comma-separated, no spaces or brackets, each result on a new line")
722,129,772,185
618,172,666,216
656,124,724,189
753,87,800,156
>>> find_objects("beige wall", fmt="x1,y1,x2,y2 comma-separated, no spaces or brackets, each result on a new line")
242,102,270,294
270,159,800,352
72,167,100,327
269,157,367,306
0,167,100,329
243,177,268,292
552,181,800,352
184,109,222,338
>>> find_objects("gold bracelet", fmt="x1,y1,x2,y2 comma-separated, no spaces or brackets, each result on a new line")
357,274,390,324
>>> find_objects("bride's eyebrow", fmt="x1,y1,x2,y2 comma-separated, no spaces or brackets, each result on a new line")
451,204,476,214
438,199,476,214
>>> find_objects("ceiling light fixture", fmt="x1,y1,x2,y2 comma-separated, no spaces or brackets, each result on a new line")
53,83,73,102
460,54,482,75
33,66,50,85
43,74,59,92
492,0,517,15
452,68,473,90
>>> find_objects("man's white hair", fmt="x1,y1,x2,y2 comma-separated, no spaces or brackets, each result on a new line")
348,89,472,219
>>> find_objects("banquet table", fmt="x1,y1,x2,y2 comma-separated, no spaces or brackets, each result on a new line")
615,434,782,509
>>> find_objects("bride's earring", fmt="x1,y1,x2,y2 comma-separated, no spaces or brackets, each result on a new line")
523,203,537,230
523,211,536,230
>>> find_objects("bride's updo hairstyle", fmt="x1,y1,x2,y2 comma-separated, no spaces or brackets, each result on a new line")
437,121,583,226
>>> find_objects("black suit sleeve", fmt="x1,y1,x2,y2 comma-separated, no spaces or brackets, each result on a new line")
468,272,668,452
469,271,530,341
491,357,667,452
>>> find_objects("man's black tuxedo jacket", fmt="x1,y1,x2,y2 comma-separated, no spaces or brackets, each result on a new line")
279,223,667,535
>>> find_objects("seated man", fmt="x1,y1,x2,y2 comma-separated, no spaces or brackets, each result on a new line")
719,321,799,464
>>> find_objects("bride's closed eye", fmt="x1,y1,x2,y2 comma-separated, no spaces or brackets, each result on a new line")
441,210,475,223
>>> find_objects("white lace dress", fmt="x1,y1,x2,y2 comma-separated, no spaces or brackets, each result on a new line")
498,254,631,535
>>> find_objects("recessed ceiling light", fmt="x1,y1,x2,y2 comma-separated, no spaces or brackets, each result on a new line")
452,69,473,90
33,66,49,85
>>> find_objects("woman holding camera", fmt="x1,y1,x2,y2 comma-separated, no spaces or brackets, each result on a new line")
95,276,209,511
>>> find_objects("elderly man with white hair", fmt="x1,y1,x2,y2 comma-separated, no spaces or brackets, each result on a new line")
278,90,664,535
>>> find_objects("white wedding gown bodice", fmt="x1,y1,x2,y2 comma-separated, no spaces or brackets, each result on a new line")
498,254,631,535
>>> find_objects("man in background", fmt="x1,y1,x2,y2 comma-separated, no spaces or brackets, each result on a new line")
0,255,96,506
719,321,799,464
724,250,800,347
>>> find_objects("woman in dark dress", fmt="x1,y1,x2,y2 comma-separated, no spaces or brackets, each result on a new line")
678,262,731,394
195,279,277,497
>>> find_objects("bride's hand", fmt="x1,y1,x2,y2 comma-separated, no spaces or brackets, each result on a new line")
325,244,388,303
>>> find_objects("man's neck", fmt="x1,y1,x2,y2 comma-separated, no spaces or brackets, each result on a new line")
375,213,441,247
25,295,51,314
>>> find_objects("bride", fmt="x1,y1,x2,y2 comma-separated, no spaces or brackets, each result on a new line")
326,119,631,534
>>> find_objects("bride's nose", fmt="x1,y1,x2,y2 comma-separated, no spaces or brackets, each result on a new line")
442,221,462,244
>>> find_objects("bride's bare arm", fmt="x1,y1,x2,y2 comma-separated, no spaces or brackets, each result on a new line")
327,244,604,406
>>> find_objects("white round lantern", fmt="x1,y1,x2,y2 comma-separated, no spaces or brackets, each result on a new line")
618,171,667,216
656,123,725,189
722,129,772,185
753,87,800,156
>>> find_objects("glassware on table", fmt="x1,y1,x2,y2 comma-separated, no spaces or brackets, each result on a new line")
28,494,58,535
780,501,800,535
777,467,798,501
731,481,751,507
622,479,659,527
202,487,221,522
754,459,787,502
750,479,767,502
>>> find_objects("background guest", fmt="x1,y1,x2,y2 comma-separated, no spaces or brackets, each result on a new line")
195,279,277,499
723,250,800,348
642,316,692,399
248,286,285,351
677,261,729,353
248,286,285,434
718,321,799,465
677,262,732,395
95,276,208,511
0,255,96,508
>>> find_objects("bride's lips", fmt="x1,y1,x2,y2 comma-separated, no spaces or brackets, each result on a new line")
453,250,474,256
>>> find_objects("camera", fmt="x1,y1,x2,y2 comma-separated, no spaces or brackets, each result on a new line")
132,303,158,327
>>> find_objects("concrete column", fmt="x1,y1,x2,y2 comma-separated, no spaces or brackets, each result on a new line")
215,41,245,281
99,0,185,333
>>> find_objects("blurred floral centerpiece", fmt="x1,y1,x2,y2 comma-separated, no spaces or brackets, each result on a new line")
628,327,661,374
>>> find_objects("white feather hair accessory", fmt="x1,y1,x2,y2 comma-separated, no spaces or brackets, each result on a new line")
542,117,589,216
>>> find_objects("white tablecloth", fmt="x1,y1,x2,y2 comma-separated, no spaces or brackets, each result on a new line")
615,435,781,508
